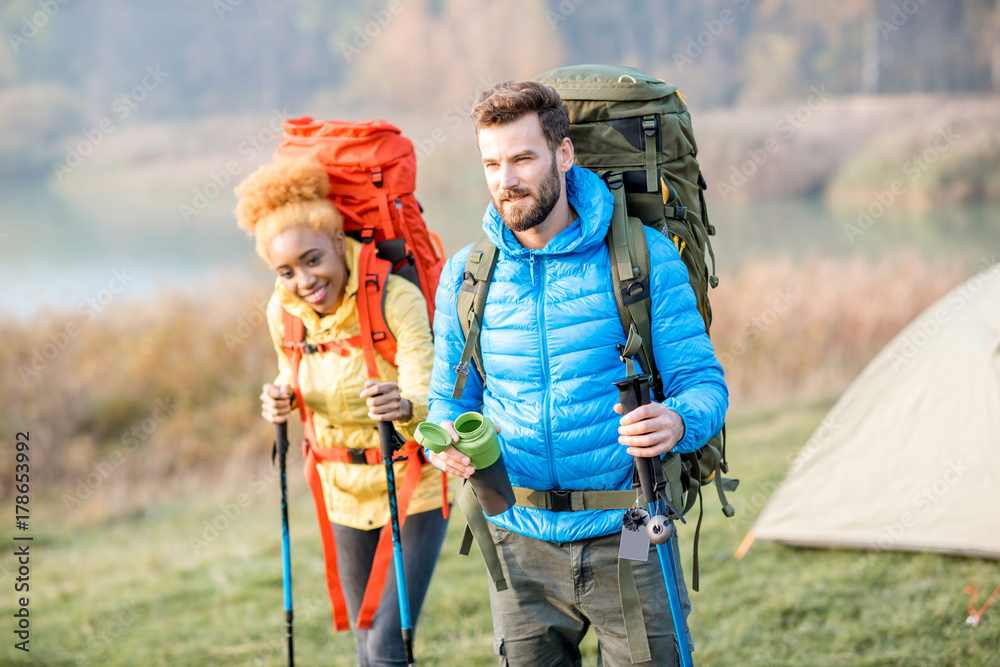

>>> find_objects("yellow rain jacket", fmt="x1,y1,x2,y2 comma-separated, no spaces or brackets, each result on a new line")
266,237,445,530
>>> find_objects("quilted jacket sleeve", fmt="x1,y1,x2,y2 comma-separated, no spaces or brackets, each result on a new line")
427,248,486,424
646,231,729,453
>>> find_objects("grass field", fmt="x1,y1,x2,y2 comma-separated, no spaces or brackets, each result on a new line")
3,399,996,666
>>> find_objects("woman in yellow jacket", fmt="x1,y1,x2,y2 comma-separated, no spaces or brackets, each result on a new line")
235,158,448,666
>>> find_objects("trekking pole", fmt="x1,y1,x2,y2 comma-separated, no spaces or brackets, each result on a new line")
274,422,295,667
613,374,694,667
377,420,416,667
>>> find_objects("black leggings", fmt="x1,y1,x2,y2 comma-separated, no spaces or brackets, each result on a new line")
331,508,449,666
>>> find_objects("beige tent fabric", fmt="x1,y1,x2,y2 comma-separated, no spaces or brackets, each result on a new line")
751,263,1000,559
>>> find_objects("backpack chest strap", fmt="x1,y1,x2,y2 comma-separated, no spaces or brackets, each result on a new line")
306,441,429,466
282,336,362,357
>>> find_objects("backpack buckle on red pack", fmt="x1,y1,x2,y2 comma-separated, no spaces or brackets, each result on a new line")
371,331,387,343
360,227,376,244
370,169,383,188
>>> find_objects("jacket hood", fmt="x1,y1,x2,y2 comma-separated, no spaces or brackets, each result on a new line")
482,164,613,258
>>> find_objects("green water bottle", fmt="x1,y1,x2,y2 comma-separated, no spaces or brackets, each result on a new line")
415,412,515,516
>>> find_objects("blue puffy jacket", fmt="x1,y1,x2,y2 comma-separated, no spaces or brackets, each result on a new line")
428,165,728,543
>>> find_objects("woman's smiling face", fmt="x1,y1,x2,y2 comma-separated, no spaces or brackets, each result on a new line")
268,226,348,316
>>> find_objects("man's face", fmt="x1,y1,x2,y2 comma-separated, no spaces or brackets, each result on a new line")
478,114,564,233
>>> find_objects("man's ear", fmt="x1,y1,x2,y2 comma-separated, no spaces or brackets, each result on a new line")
557,137,574,174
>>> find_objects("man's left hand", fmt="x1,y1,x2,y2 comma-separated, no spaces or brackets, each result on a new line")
614,402,685,458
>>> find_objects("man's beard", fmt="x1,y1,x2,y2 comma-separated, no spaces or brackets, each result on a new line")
493,160,561,233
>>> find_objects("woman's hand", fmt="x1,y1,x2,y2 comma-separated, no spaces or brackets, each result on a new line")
360,380,412,423
261,383,295,424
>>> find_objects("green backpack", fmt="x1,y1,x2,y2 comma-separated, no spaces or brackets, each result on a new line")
453,65,737,590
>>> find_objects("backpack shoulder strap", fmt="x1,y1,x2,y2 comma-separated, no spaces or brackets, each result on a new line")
605,172,661,399
354,237,397,377
452,233,498,400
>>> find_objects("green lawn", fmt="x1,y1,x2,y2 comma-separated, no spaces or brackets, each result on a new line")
4,401,997,666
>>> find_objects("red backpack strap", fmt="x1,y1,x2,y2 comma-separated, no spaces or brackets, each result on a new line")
354,231,398,377
280,308,351,632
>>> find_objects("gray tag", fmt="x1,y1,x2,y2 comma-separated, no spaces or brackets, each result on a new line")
618,508,650,561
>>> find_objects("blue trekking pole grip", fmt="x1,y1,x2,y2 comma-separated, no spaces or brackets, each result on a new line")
274,422,294,667
614,374,694,667
378,419,416,666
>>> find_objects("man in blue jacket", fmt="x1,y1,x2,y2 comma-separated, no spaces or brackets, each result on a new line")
426,80,728,666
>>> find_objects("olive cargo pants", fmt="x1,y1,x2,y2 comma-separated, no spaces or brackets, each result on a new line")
487,523,692,666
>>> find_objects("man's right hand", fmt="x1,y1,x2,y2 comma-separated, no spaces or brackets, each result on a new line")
426,420,477,478
260,383,295,424
426,419,503,478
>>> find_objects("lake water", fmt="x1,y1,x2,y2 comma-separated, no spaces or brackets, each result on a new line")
1,182,996,318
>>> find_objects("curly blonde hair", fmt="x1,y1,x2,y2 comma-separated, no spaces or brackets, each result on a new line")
234,158,343,261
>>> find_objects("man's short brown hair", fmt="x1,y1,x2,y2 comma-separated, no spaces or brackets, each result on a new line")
470,80,569,153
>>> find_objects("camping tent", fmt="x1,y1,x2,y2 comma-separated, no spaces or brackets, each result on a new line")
742,262,1000,560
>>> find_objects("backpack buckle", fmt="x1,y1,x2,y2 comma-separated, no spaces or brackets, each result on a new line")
454,360,471,378
347,448,369,465
622,277,649,307
370,169,383,188
360,227,376,243
301,343,319,354
460,270,479,294
548,489,573,512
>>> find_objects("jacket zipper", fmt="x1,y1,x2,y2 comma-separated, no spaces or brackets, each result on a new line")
536,257,558,488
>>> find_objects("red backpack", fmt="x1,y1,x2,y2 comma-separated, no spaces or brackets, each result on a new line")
272,118,447,632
